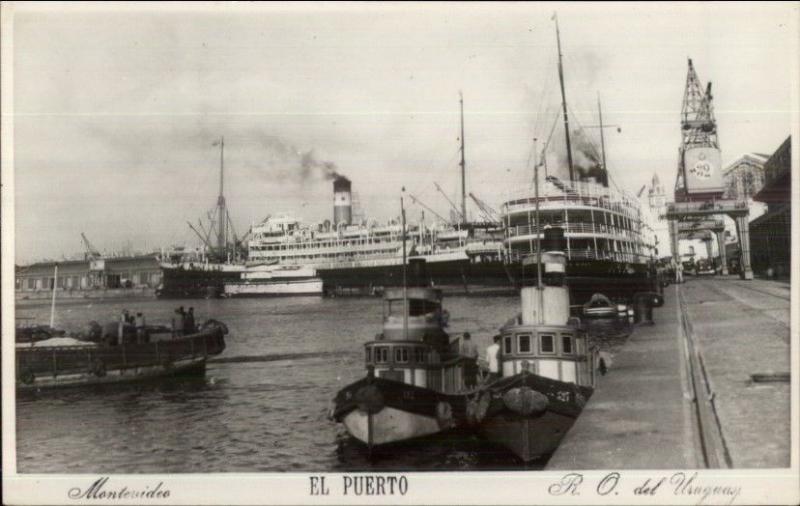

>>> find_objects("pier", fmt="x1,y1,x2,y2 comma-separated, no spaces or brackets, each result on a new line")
547,276,791,469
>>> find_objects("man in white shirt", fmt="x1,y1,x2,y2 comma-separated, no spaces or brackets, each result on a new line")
486,335,501,381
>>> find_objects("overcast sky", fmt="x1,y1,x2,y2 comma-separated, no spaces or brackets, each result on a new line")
10,2,797,263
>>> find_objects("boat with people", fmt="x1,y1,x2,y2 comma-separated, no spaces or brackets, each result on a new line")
15,315,227,392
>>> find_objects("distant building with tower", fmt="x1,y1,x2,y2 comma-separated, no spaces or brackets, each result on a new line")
646,173,673,259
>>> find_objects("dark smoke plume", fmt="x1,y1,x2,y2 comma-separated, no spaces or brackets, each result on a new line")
550,127,607,185
263,136,342,181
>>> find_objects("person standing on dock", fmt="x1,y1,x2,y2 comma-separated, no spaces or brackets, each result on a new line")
460,332,479,388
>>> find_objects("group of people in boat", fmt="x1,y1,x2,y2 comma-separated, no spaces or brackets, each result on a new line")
171,306,197,337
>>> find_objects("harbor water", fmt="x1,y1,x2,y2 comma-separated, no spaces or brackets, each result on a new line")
15,295,631,473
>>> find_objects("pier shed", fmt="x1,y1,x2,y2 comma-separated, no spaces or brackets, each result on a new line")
15,255,161,295
750,136,792,277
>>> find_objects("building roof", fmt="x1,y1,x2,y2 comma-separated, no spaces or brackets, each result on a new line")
721,152,768,176
754,136,791,203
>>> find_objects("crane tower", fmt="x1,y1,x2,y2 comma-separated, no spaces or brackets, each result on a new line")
675,59,724,202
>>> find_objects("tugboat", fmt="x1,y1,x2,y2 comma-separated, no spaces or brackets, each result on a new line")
475,227,598,462
330,193,477,448
472,101,600,460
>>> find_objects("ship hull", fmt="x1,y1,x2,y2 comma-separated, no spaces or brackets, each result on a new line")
159,256,655,303
332,377,468,447
15,327,226,392
318,257,655,303
157,265,242,298
223,278,323,297
477,372,593,462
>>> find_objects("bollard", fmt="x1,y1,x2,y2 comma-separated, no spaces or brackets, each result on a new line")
632,292,663,325
633,296,649,324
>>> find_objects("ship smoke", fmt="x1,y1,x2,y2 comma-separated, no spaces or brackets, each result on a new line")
263,136,344,181
550,128,607,184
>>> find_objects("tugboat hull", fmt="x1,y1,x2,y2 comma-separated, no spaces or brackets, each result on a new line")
477,372,593,462
342,407,441,446
332,377,468,447
480,410,578,462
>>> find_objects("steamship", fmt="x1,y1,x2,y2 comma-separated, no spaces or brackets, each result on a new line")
159,171,654,302
243,48,657,303
160,27,659,303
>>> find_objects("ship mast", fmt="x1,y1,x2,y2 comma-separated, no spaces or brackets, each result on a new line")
534,139,544,324
401,188,408,341
216,136,226,257
597,94,608,187
459,91,467,224
554,14,575,182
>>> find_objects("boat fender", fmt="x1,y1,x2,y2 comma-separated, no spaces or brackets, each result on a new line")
436,401,454,429
502,387,548,417
93,360,107,378
354,384,384,414
19,367,35,385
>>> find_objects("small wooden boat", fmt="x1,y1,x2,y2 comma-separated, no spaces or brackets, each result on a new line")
15,320,227,391
582,293,621,319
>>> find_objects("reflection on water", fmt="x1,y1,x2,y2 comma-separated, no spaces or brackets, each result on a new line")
15,295,631,473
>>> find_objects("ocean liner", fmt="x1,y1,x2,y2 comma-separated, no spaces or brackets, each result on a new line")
244,24,657,303
160,26,657,303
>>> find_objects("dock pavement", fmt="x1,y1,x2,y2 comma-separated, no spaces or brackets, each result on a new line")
547,276,791,469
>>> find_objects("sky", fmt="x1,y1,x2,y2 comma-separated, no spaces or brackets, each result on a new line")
9,2,798,264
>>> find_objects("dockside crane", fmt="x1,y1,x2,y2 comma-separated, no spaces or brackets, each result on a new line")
675,58,719,200
80,233,102,260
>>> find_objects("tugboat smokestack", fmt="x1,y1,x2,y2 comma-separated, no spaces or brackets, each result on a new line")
333,176,352,227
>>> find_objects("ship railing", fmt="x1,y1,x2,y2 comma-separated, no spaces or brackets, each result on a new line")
506,222,635,238
506,248,651,264
502,182,641,216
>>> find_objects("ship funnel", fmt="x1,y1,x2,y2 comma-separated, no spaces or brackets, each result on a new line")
520,225,569,325
333,176,352,227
